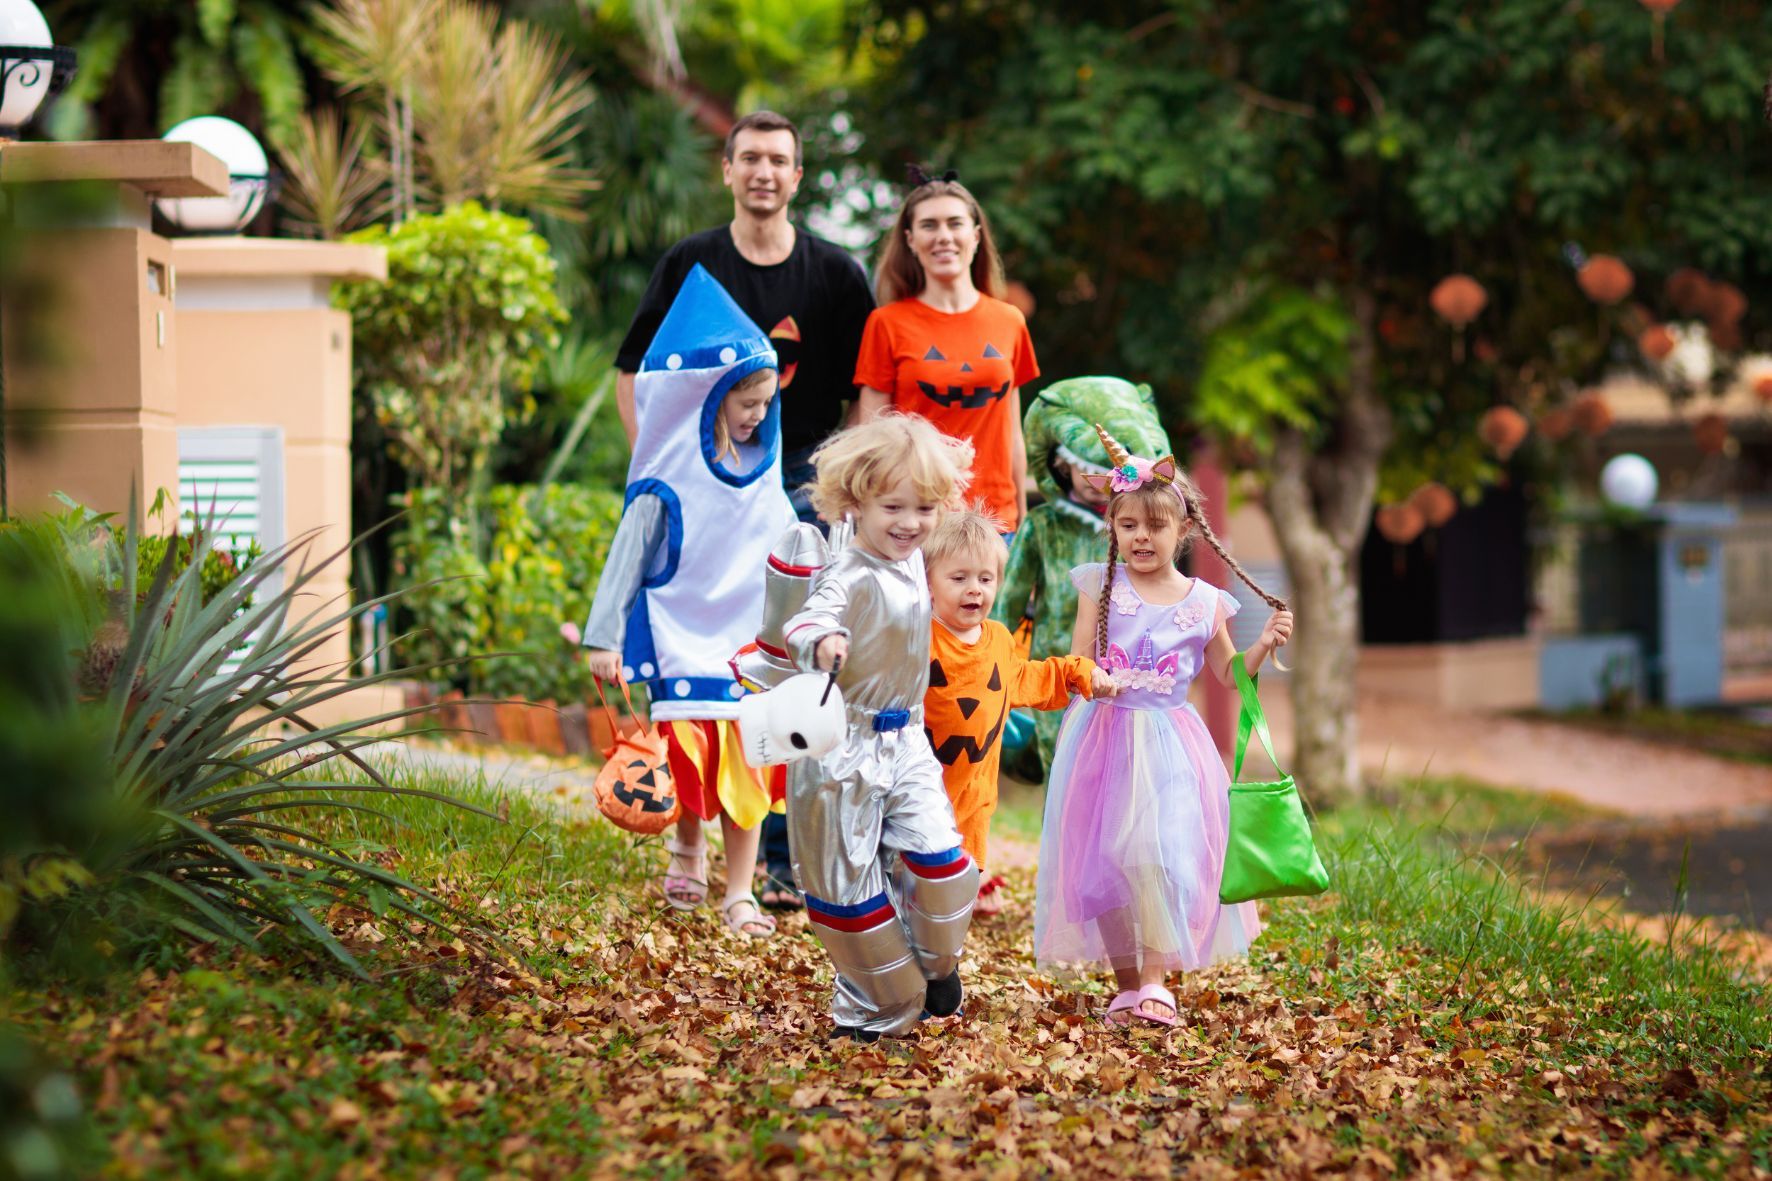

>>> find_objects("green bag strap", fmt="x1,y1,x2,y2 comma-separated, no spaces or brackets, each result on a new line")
1231,653,1285,783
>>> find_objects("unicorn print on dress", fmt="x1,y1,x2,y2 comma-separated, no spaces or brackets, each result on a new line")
1104,630,1180,695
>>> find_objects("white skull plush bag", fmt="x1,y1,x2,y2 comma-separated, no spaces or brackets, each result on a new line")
738,673,846,767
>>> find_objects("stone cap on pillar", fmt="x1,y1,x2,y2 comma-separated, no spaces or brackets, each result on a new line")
0,140,228,229
0,140,229,194
171,238,388,311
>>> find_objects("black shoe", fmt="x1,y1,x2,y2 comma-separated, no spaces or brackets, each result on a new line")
758,864,803,912
830,1025,881,1044
924,969,964,1018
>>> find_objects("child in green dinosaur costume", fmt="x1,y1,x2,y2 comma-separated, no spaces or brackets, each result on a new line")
992,376,1173,777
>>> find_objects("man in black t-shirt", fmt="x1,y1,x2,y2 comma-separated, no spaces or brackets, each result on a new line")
614,111,873,913
615,110,874,524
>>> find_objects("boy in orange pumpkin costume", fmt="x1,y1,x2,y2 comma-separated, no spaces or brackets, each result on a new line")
922,510,1116,914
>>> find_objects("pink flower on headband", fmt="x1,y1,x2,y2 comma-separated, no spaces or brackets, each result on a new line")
1109,458,1156,493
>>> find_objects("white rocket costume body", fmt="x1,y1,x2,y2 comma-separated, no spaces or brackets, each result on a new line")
584,264,795,826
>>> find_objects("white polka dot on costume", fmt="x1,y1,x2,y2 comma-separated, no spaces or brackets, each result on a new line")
674,680,692,697
666,354,683,370
720,347,737,364
621,666,634,681
728,683,743,698
640,662,655,678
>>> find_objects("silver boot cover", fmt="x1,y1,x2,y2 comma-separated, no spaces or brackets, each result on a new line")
894,847,979,981
804,899,930,1034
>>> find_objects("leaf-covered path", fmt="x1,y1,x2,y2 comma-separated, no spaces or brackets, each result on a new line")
22,750,1771,1179
516,866,1769,1177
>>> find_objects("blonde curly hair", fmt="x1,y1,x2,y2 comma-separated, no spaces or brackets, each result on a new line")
922,504,1008,575
807,412,974,522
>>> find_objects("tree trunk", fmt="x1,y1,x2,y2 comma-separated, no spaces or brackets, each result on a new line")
1263,287,1390,803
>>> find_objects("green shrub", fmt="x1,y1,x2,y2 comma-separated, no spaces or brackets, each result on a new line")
0,1022,100,1181
134,531,261,608
0,500,488,977
339,202,567,499
393,482,624,702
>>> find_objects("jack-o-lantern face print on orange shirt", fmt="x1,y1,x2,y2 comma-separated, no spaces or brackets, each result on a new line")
913,343,1011,409
854,295,1040,529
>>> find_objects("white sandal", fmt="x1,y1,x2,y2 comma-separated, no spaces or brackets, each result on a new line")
721,894,777,939
662,837,707,911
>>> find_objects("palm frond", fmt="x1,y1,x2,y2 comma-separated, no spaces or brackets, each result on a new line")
276,108,388,238
481,20,598,220
309,0,440,97
409,0,499,209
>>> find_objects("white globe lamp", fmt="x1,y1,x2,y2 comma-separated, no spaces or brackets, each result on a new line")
156,116,272,234
1600,453,1658,511
0,0,76,139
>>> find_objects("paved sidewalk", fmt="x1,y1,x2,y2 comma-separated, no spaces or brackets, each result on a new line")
1243,681,1772,820
358,739,601,807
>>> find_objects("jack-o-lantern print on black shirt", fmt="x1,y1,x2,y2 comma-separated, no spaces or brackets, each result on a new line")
855,294,1039,530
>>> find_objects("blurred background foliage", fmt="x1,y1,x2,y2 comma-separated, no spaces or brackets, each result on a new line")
34,0,1772,731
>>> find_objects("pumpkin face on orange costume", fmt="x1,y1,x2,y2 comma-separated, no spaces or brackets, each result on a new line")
923,619,1096,868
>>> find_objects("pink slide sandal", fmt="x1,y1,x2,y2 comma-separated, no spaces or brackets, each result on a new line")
1104,990,1139,1026
1133,983,1178,1027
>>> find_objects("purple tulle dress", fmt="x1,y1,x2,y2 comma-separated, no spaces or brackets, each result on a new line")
1033,563,1262,972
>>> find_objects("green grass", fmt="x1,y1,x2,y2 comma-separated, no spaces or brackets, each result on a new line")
1323,773,1615,839
1297,802,1770,1065
993,773,1048,847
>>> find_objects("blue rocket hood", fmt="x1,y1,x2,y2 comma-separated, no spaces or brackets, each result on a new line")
641,262,776,375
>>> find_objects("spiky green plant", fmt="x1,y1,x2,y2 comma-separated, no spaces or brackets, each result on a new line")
276,108,387,240
0,498,492,977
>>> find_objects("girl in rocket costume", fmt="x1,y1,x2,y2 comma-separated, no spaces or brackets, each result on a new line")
773,414,982,1041
583,264,797,938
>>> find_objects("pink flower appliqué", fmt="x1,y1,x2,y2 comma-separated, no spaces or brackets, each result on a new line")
1174,600,1207,630
1108,458,1157,493
1109,582,1140,616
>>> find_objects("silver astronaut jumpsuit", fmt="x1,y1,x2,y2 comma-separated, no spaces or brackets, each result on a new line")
783,544,979,1035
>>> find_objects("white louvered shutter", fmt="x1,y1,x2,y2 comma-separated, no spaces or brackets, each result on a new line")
177,426,287,595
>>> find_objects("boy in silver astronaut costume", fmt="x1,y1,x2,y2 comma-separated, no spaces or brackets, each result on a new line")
736,417,979,1040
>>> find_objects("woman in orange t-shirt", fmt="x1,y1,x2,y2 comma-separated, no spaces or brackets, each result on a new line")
854,175,1038,532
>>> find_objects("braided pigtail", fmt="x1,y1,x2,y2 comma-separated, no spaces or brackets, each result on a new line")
1186,499,1286,611
1096,523,1119,662
1186,497,1290,671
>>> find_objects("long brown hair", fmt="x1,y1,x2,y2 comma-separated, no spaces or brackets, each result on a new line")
1094,481,1287,661
875,178,1006,306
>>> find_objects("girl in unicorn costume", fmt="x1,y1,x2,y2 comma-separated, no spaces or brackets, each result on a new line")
583,264,797,939
1034,425,1292,1026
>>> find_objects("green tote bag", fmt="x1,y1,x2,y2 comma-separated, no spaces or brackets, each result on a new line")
1219,656,1331,904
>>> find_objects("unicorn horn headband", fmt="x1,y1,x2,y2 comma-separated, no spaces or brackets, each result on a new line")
1084,423,1185,502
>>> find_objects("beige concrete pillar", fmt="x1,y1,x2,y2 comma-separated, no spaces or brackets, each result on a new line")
170,238,387,678
0,141,227,520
